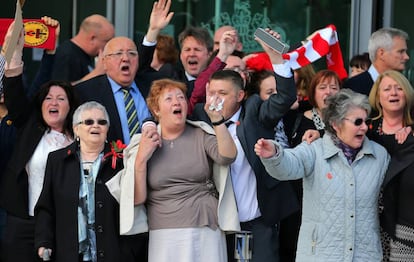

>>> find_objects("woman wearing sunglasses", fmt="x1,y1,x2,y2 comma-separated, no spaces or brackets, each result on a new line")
254,88,390,261
367,70,414,261
35,101,133,262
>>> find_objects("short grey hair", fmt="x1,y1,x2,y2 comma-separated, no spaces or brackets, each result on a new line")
72,101,110,127
368,27,409,62
322,89,371,135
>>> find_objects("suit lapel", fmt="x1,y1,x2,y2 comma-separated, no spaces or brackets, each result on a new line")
100,77,124,142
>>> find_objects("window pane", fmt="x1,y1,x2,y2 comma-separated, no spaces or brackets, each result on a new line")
135,0,351,71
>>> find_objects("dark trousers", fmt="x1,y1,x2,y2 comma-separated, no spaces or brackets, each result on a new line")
1,214,41,262
227,216,280,262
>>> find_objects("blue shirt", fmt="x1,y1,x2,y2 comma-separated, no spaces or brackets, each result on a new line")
107,76,151,144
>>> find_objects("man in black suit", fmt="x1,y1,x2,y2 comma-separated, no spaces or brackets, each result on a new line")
75,36,153,145
75,2,173,260
192,30,299,261
75,0,173,145
343,27,409,96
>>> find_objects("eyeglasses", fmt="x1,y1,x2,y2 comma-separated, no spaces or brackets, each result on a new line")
78,119,108,126
105,50,138,59
343,117,371,126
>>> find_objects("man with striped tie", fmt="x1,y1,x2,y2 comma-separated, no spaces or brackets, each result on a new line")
76,35,151,145
76,0,173,146
74,1,173,260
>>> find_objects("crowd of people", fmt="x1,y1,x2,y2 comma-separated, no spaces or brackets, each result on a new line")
0,0,413,261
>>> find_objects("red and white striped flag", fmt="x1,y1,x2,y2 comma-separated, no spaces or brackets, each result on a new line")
283,24,348,79
245,24,348,80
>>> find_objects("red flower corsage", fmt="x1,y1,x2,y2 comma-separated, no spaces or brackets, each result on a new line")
103,140,127,169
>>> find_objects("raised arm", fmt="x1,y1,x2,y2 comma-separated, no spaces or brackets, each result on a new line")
255,138,315,181
134,124,161,205
28,16,60,97
188,30,238,115
255,29,296,127
146,0,174,43
204,97,237,159
139,0,174,71
2,21,31,127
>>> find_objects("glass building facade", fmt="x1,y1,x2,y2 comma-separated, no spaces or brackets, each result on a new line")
1,0,413,83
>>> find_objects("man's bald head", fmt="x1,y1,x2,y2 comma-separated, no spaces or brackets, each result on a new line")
213,25,243,51
76,14,115,56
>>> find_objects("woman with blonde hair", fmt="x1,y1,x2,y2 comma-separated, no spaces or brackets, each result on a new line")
368,70,414,130
367,70,414,261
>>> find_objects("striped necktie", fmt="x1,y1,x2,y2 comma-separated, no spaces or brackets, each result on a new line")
122,88,139,138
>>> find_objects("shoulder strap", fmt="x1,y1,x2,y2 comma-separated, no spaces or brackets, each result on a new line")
290,113,303,139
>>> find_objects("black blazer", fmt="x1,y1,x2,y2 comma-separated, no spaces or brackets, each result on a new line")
173,66,195,98
380,135,414,246
75,72,160,143
34,142,128,262
192,73,300,225
75,42,165,143
343,70,374,96
0,53,65,218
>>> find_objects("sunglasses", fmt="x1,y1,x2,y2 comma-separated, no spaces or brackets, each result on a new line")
343,117,371,126
78,119,108,126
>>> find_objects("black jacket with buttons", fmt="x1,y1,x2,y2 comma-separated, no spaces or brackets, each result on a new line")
34,141,128,262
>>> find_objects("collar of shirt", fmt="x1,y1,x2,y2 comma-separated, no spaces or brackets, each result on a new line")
185,71,196,81
107,76,139,94
226,107,242,134
228,107,242,124
368,64,379,82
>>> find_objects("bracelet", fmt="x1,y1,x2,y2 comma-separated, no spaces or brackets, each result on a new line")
211,116,226,126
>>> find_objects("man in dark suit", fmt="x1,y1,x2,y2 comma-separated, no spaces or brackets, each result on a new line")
75,2,173,260
75,36,158,145
343,27,409,96
192,33,299,261
75,0,173,145
75,35,151,261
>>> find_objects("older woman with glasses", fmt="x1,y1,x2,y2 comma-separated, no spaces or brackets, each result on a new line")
35,101,133,262
255,88,390,261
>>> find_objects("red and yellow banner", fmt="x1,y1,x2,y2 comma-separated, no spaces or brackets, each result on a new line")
0,18,56,50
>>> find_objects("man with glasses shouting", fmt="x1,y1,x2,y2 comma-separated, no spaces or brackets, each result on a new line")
74,2,173,260
76,0,173,146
